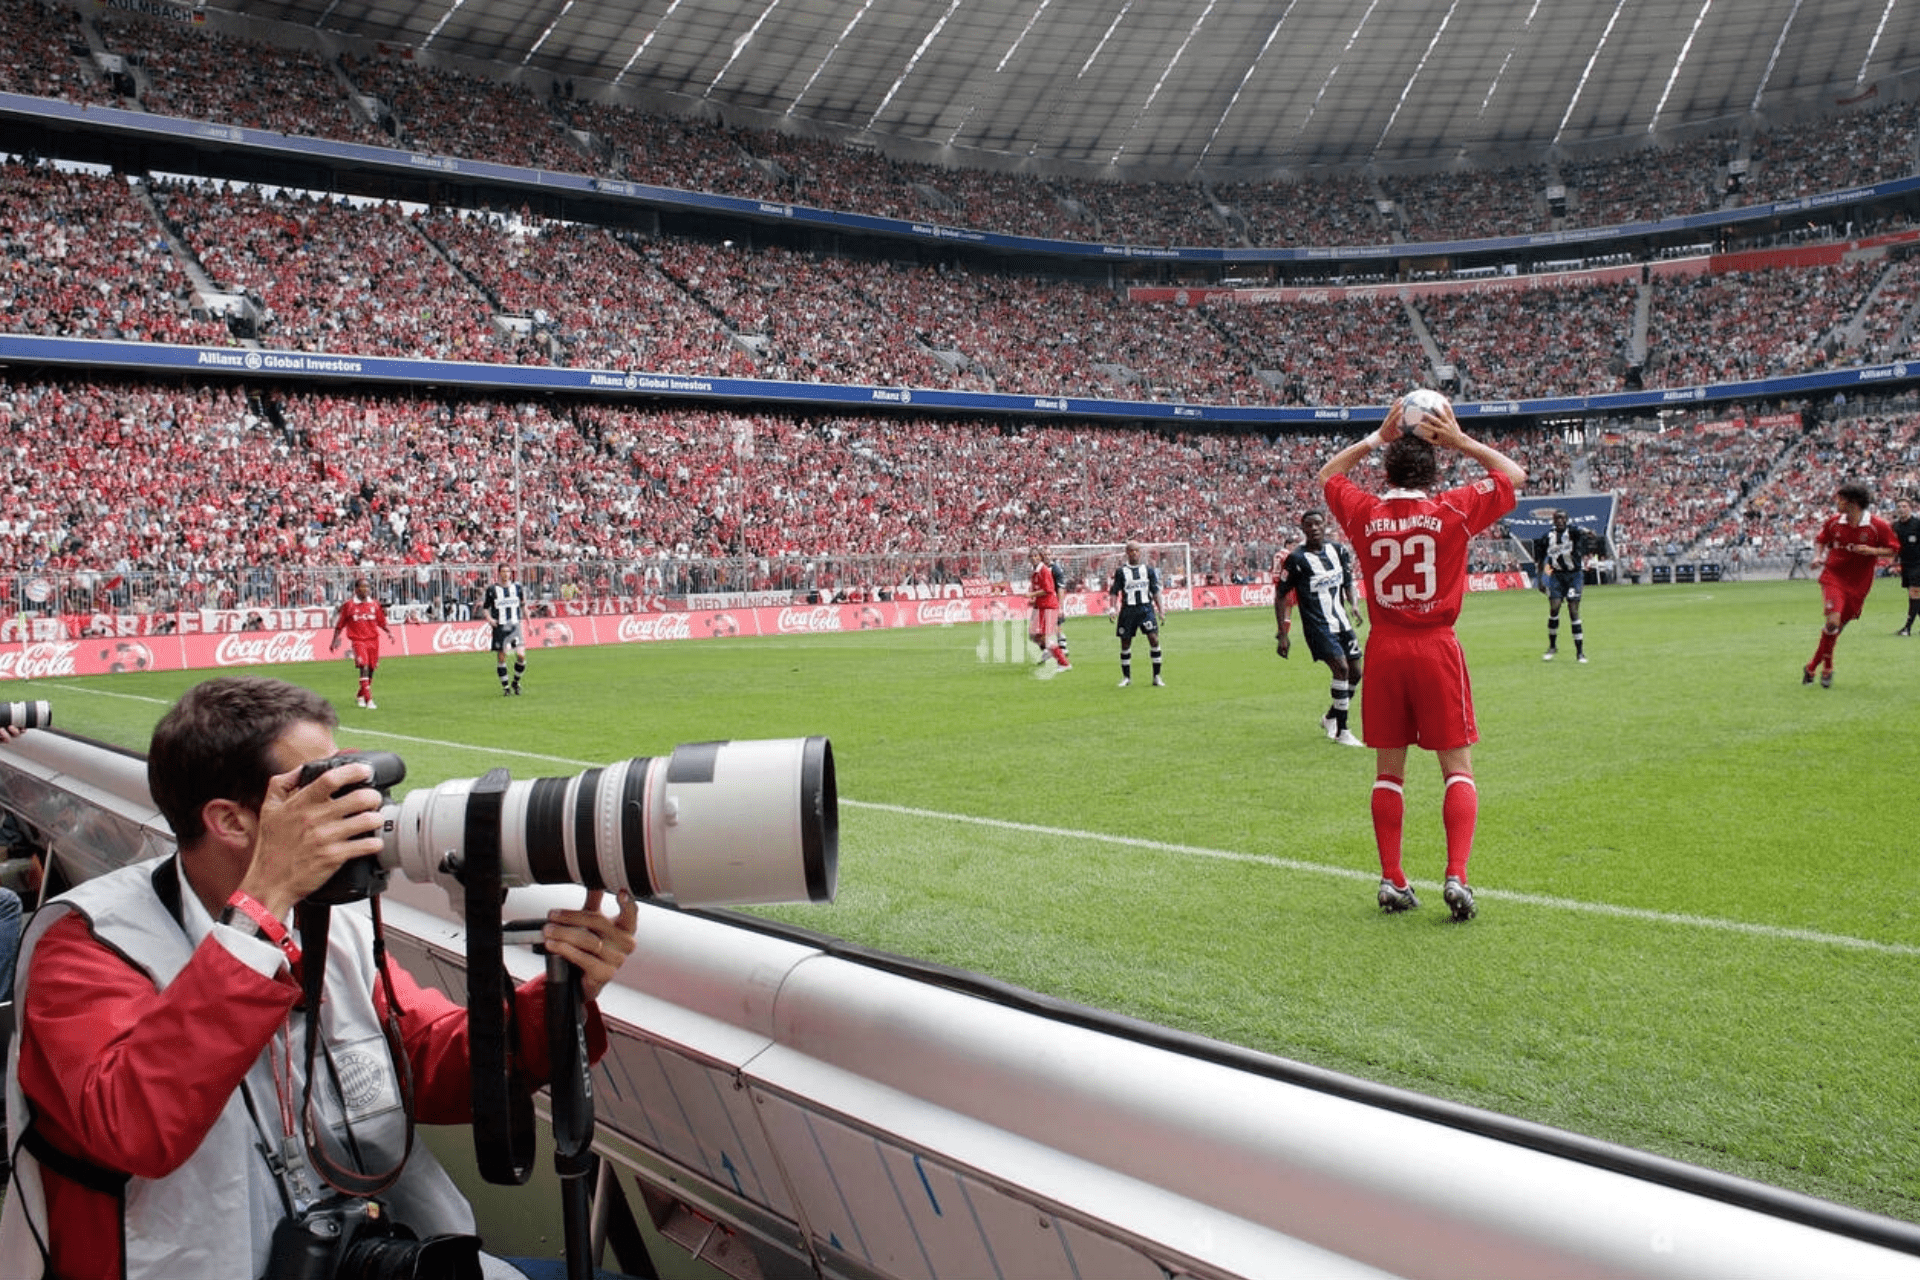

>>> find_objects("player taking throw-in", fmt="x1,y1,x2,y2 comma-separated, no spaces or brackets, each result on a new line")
1321,391,1526,922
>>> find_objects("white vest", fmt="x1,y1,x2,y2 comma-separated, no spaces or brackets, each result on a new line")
0,857,475,1280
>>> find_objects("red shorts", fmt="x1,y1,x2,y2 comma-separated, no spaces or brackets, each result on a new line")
349,639,381,671
1360,626,1477,751
1030,605,1059,640
1821,580,1870,625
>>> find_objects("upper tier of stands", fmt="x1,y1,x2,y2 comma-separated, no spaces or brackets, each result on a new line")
6,163,1911,406
4,2,1918,251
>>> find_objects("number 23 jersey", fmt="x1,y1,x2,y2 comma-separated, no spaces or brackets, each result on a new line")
1324,471,1516,631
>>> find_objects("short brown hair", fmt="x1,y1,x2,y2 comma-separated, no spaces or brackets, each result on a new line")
148,677,335,844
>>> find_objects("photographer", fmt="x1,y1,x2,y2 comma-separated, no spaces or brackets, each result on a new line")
0,676,638,1280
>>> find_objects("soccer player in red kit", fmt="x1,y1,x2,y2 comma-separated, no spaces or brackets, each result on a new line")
1321,396,1526,921
329,577,396,709
1028,546,1071,674
1803,481,1899,687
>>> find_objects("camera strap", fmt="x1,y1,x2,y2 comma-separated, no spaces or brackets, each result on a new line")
461,768,537,1186
294,898,418,1198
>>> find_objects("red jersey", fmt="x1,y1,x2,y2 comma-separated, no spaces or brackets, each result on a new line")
334,596,388,643
1325,471,1516,631
20,911,604,1280
1815,511,1896,596
1029,564,1060,610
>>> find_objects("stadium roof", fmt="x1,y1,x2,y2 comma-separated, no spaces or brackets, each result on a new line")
230,0,1920,178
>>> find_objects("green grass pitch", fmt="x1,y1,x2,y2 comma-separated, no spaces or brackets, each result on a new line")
23,578,1920,1223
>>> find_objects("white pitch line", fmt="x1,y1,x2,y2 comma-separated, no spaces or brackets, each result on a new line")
44,684,598,769
846,800,1920,959
44,686,1920,959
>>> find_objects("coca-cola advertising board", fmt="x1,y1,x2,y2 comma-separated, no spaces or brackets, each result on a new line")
0,582,1530,680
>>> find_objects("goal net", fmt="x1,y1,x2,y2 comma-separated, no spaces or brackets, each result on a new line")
976,542,1191,666
1045,542,1193,597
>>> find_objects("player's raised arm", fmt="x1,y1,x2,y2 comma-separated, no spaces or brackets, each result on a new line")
1419,404,1527,488
1316,401,1406,484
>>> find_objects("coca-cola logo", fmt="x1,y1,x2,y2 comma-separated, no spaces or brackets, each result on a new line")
431,624,492,654
777,607,843,635
616,614,693,643
916,600,974,625
0,643,80,681
214,632,317,667
1242,583,1277,607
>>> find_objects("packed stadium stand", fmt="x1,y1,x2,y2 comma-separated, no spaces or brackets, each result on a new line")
2,0,1920,617
2,6,1918,248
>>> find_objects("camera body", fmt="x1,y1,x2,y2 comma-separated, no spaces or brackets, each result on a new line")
264,1194,480,1280
296,751,407,904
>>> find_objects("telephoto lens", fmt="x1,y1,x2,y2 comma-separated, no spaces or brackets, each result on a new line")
0,702,51,729
380,737,837,907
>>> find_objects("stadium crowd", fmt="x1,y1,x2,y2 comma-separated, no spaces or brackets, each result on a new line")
0,375,1355,583
0,163,227,346
1644,264,1874,386
3,6,1918,619
2,369,1905,619
1415,282,1638,401
0,0,109,107
0,6,1916,250
9,157,1915,409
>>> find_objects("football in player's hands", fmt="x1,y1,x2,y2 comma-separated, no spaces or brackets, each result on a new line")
1401,388,1451,440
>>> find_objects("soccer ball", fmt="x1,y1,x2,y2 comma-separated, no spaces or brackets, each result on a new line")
1400,387,1451,436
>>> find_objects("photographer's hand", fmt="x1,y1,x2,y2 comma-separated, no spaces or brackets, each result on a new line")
545,889,638,1002
238,760,385,918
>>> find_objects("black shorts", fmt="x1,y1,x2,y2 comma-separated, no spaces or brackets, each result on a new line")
1115,605,1158,641
491,622,524,652
1545,569,1583,603
1903,563,1920,590
1304,623,1362,665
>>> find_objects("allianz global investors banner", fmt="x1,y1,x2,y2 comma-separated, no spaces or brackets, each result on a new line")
0,580,1533,680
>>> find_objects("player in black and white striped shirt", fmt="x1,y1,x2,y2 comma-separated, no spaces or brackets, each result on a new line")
1530,510,1594,662
1107,541,1165,687
481,563,528,695
1274,511,1365,745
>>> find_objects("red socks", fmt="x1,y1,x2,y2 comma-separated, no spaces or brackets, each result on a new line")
1443,773,1478,881
1809,629,1837,672
1375,771,1479,886
1371,774,1406,886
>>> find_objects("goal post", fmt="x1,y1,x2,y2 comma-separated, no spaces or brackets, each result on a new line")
976,541,1191,665
1046,542,1193,597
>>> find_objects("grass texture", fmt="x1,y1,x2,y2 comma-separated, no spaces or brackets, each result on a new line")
23,578,1920,1223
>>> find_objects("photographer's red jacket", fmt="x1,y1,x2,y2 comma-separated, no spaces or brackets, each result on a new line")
17,912,605,1280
